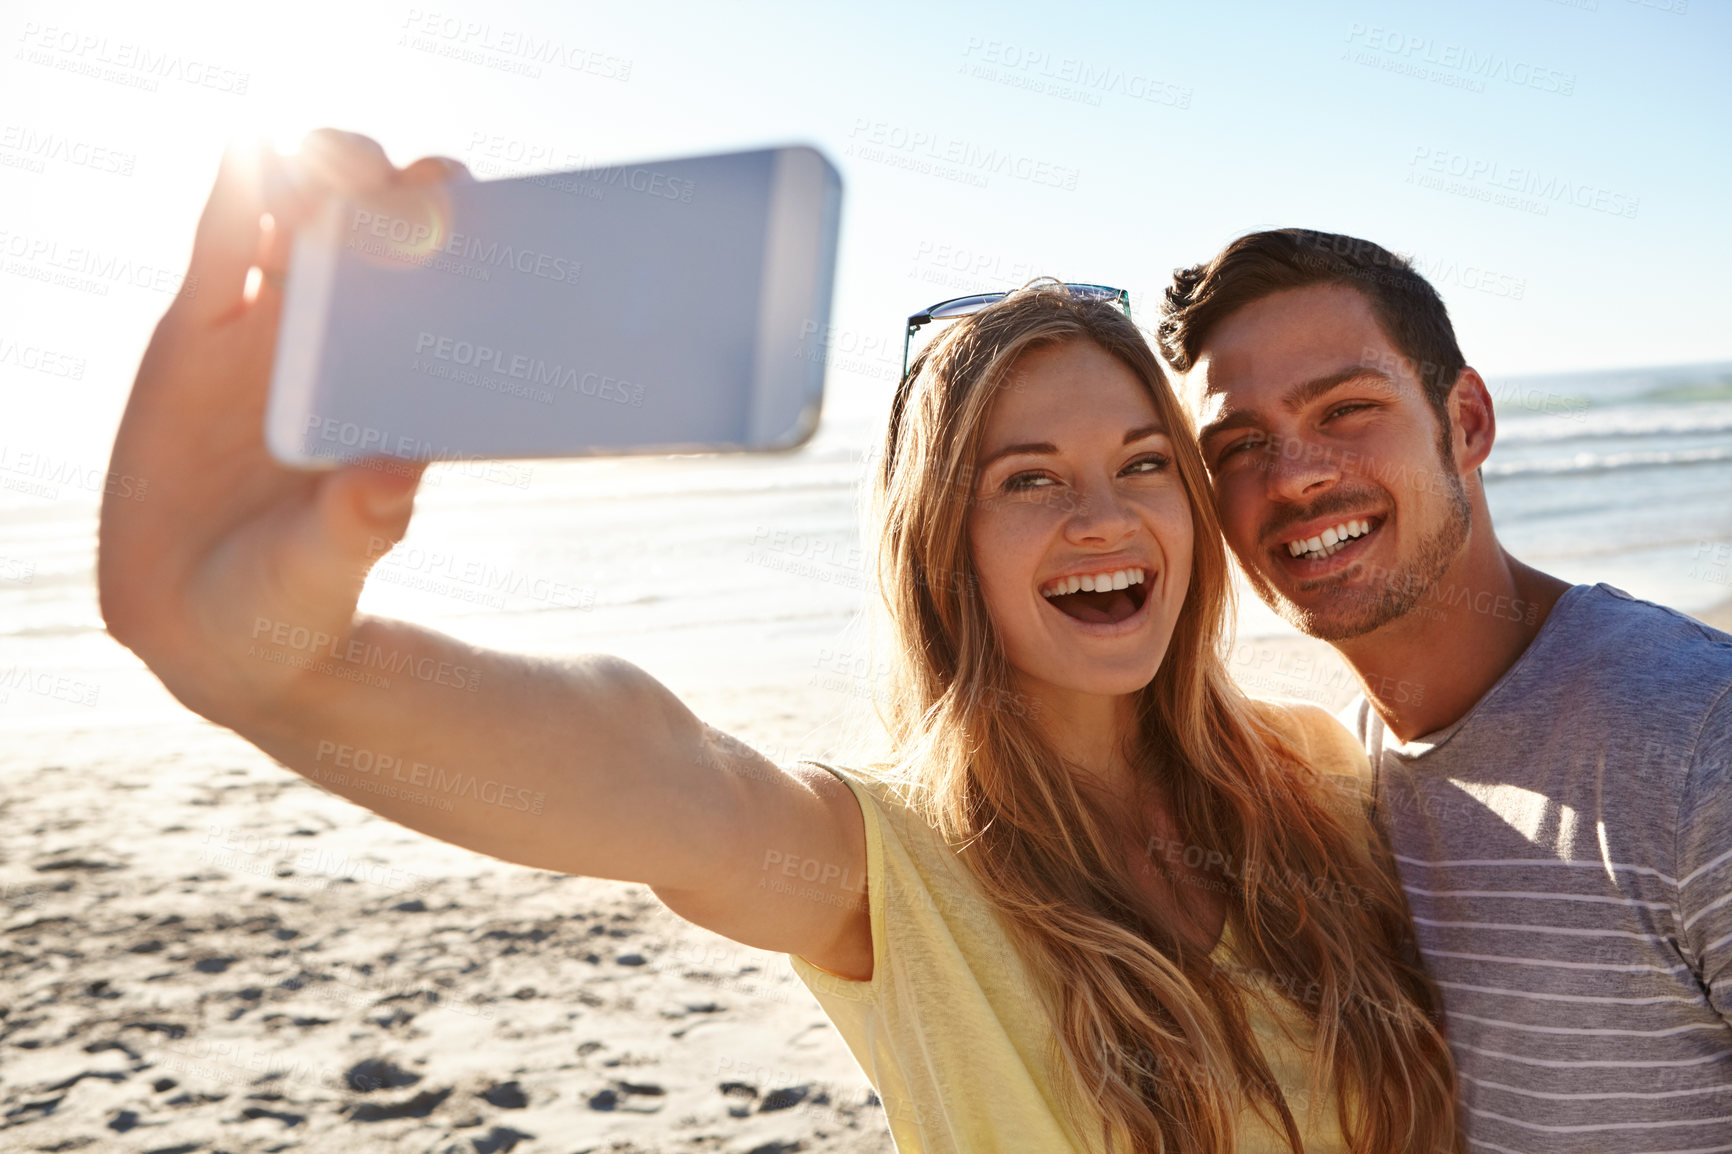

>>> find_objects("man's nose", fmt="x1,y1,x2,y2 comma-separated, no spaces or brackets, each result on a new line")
1263,432,1344,503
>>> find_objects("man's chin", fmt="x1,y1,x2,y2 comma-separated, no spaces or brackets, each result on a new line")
1255,577,1405,643
1274,598,1391,643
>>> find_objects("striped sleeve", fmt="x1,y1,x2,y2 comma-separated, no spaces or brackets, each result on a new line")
1676,684,1732,1024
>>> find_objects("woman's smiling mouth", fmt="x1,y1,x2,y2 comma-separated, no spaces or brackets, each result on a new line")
1039,566,1150,624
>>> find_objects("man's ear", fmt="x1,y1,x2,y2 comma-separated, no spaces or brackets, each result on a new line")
1447,367,1495,474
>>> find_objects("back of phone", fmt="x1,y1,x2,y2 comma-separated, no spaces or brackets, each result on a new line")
266,146,841,466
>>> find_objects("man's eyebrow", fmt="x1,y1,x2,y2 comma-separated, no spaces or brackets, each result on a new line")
1285,368,1394,411
1197,369,1394,444
979,424,1169,469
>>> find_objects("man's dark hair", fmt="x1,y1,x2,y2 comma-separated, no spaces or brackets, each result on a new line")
1156,229,1466,429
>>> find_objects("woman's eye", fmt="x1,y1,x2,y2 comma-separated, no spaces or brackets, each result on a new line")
1122,454,1170,476
1003,471,1054,491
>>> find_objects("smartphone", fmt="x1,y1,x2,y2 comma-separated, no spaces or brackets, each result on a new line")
265,145,842,467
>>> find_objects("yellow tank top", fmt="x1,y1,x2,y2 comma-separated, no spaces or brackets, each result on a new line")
788,700,1372,1153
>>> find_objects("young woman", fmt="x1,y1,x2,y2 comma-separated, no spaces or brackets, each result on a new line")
99,132,1457,1152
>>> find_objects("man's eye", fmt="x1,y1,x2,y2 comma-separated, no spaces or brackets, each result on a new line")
1214,436,1265,464
1326,402,1373,420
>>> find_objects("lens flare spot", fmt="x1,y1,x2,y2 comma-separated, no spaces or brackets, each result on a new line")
345,183,456,273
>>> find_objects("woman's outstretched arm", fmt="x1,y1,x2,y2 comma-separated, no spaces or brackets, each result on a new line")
96,130,871,978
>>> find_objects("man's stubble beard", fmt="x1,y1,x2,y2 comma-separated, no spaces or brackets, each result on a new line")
1244,455,1474,644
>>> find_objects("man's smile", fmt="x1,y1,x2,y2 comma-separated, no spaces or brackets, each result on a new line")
1268,514,1388,582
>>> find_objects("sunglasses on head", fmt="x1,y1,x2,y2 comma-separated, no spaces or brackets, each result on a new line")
900,283,1131,381
882,284,1133,473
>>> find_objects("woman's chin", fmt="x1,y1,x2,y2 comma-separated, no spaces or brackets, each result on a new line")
1017,661,1163,706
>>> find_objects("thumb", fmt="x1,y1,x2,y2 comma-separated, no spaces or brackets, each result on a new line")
257,462,426,633
320,463,427,569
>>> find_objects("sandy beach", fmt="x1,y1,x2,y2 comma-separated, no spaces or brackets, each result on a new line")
1,680,892,1154
5,589,1729,1152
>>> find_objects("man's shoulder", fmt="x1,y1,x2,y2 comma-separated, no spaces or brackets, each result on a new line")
1517,583,1732,700
1574,583,1732,648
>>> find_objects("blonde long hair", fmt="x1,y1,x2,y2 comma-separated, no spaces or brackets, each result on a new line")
868,284,1457,1153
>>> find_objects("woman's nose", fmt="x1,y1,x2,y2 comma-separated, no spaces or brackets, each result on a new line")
1063,476,1139,544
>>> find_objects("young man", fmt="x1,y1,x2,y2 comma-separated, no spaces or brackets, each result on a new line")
1158,229,1732,1148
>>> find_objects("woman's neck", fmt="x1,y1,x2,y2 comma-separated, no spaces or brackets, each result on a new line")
1023,681,1141,800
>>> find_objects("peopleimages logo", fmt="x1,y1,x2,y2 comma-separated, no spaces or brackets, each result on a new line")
1406,147,1639,219
957,38,1193,109
846,119,1081,191
412,332,646,407
0,124,136,175
398,9,632,82
1343,24,1576,95
347,208,582,284
14,22,251,94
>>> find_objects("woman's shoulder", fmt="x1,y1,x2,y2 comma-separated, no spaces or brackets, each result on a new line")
800,761,980,869
796,760,937,843
799,759,912,811
1244,696,1372,797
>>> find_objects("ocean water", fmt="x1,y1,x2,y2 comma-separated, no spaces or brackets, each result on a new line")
2,361,1728,738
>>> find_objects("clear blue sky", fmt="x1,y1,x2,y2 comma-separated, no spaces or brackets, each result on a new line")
6,0,1728,457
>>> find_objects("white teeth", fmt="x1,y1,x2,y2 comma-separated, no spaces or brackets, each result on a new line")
1286,518,1375,560
1041,567,1147,598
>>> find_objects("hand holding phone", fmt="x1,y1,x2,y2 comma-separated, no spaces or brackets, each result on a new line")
266,146,841,467
99,135,872,965
100,133,446,730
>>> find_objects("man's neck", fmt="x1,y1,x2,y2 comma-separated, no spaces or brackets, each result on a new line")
1334,540,1573,744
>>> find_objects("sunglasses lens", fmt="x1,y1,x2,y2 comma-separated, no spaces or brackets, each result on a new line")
926,293,1007,321
904,283,1130,377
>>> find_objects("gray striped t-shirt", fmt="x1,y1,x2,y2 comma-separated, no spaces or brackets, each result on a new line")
1345,583,1732,1151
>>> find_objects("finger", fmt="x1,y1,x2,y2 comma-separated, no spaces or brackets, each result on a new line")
252,131,400,308
252,144,464,312
271,462,427,614
245,211,290,306
400,156,472,185
258,129,398,235
294,128,396,198
183,140,268,325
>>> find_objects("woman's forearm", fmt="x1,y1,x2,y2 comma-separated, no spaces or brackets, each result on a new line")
240,612,724,886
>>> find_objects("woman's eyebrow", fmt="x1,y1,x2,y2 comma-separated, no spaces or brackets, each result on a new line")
980,424,1169,469
980,441,1057,469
